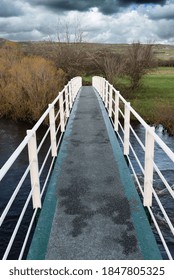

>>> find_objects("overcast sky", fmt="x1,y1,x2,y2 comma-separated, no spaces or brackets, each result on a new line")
0,0,174,44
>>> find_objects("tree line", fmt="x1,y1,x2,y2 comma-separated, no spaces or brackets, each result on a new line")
27,40,156,90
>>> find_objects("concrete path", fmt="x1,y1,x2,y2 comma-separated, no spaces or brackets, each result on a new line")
27,86,162,260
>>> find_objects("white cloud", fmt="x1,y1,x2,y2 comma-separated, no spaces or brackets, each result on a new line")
0,0,174,44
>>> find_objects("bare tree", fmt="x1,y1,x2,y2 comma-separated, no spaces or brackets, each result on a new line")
103,52,125,84
46,18,86,79
87,48,125,85
55,18,84,44
125,42,156,90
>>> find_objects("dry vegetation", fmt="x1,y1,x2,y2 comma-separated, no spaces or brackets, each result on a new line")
0,41,65,121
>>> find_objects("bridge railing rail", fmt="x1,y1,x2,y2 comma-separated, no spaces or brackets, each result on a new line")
93,76,174,260
0,76,82,260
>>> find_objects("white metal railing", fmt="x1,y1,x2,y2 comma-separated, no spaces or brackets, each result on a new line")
0,76,82,260
92,76,174,260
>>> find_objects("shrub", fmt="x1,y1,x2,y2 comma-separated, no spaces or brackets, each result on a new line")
0,53,65,121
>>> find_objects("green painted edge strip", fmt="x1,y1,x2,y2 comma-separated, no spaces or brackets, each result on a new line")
27,90,81,260
94,88,162,260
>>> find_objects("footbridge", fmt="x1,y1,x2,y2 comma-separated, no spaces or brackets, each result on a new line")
0,77,174,260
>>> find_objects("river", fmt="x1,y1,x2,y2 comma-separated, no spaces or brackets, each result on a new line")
127,122,174,259
0,118,174,259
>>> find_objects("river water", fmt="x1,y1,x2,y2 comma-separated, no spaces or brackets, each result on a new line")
0,119,50,259
0,118,174,259
127,123,174,259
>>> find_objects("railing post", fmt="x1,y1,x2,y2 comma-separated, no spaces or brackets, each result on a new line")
109,84,113,118
65,86,70,118
143,127,155,207
102,79,105,101
72,79,75,102
49,104,57,157
124,102,130,156
69,81,73,109
97,77,99,95
114,92,119,132
105,81,108,108
27,130,41,209
59,92,65,132
99,78,102,95
79,76,82,88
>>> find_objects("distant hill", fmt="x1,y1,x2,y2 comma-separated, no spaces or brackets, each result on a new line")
0,38,7,43
0,38,10,46
1,38,174,63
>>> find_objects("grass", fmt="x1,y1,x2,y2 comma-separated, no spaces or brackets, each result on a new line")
82,76,92,85
124,67,174,134
130,68,174,109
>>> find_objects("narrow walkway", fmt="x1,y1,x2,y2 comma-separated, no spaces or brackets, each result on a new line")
27,86,162,260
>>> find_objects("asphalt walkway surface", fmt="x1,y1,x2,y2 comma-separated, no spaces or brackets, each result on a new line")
44,86,152,260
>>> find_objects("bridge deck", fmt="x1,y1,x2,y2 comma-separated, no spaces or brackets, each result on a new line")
27,86,161,260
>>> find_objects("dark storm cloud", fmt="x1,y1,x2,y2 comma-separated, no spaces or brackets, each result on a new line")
0,0,23,18
28,0,98,12
28,0,167,15
149,11,174,20
147,3,174,20
156,21,174,39
117,0,166,6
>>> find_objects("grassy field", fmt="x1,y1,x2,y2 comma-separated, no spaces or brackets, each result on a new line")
125,67,174,134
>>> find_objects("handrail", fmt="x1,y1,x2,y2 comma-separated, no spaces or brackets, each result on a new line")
1,75,174,260
0,76,82,259
92,76,174,260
